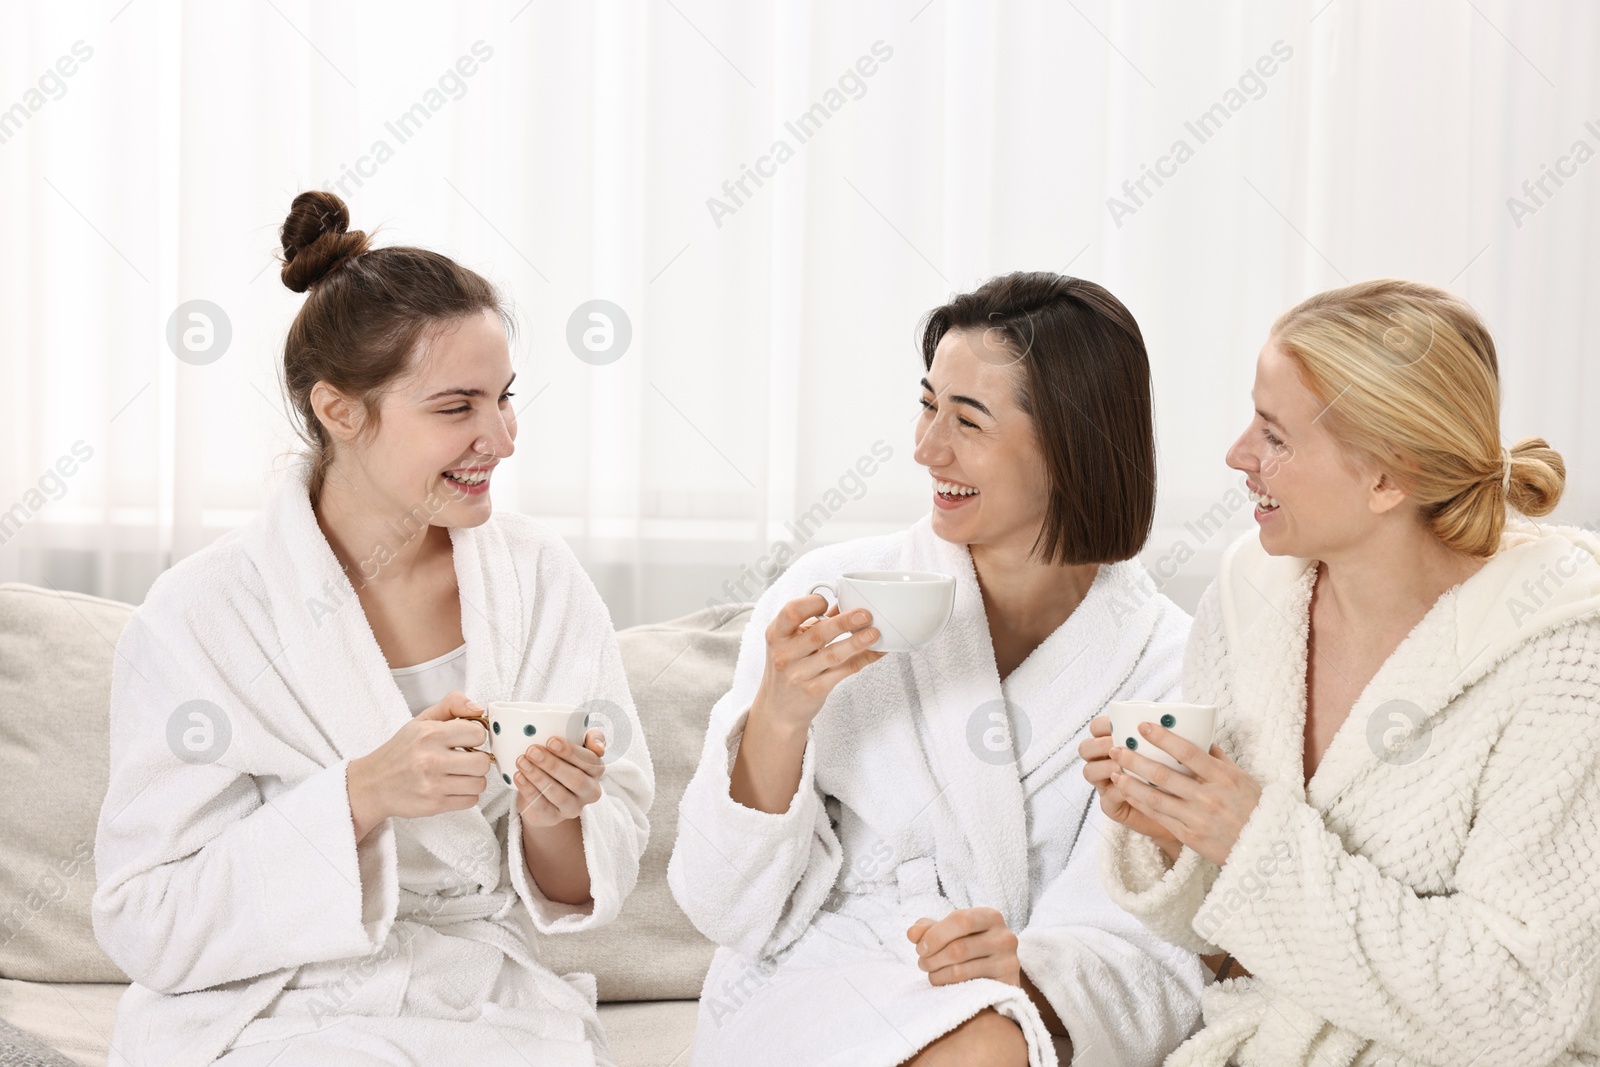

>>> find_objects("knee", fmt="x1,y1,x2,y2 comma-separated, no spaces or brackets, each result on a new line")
900,1008,1028,1067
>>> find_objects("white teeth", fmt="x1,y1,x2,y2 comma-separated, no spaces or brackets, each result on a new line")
1248,486,1279,510
445,471,488,486
934,479,979,496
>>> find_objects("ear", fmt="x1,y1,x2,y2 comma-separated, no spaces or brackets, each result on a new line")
1366,469,1409,516
309,381,366,445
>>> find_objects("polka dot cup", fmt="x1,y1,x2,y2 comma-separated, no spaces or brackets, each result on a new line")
468,701,591,789
1106,701,1217,788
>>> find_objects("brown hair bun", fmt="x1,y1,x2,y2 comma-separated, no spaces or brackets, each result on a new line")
279,190,371,293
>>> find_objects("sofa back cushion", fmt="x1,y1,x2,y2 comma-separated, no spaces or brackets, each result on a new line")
537,604,746,999
0,583,131,982
0,580,745,1000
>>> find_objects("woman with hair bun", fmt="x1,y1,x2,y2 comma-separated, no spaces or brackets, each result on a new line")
91,191,653,1065
1082,279,1600,1065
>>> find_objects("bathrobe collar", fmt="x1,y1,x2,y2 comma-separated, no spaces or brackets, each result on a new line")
897,514,1174,927
236,460,512,888
1217,518,1600,810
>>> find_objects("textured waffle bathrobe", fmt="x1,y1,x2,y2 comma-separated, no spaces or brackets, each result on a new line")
91,462,653,1067
668,514,1207,1067
1102,520,1600,1066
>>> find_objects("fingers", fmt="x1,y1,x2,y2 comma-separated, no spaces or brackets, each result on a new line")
440,717,493,749
582,727,608,760
1078,732,1115,764
1109,743,1200,800
912,909,1015,983
415,690,481,721
1132,721,1213,775
1112,767,1189,836
521,740,603,795
515,762,589,821
911,907,999,958
906,917,935,943
800,610,876,662
771,595,832,641
441,771,489,797
1089,714,1110,737
440,746,493,777
813,647,887,692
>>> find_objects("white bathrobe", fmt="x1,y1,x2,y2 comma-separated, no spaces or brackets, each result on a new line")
91,460,653,1067
667,513,1207,1067
1102,519,1600,1067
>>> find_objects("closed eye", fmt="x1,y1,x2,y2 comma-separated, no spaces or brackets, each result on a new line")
920,396,978,429
442,391,514,415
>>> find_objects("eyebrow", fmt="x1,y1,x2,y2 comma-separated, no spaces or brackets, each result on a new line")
920,377,993,418
422,373,517,403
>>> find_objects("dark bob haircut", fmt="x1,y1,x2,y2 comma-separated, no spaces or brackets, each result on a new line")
919,271,1156,566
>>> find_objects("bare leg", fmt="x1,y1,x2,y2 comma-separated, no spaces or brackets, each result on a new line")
896,1008,1029,1067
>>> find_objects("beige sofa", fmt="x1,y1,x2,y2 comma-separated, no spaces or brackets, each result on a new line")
0,582,752,1066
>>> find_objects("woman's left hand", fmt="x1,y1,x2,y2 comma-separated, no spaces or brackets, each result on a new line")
906,907,1020,987
514,728,608,829
1109,721,1262,867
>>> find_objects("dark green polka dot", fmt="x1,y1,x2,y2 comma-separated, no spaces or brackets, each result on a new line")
1125,737,1138,750
1160,713,1176,729
502,773,512,785
492,721,501,734
524,724,536,736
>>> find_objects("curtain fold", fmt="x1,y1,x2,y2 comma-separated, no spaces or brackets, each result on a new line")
2,0,1595,627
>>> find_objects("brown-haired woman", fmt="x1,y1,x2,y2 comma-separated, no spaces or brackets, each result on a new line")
1082,279,1600,1066
669,272,1205,1066
92,191,653,1065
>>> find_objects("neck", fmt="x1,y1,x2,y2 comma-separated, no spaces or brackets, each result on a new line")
312,464,449,589
1315,520,1485,631
970,534,1101,634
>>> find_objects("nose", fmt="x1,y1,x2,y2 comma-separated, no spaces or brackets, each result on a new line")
474,406,517,461
913,409,954,470
1224,427,1256,476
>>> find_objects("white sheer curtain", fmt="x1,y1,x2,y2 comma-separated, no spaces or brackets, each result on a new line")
3,0,1596,627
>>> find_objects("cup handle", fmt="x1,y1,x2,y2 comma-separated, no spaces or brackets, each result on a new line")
457,713,496,764
808,581,836,606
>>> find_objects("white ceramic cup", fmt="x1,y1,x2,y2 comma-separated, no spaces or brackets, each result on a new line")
809,571,957,652
466,701,591,789
1106,700,1218,787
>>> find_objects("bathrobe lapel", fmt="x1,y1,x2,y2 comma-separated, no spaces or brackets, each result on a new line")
899,518,1033,929
238,471,505,891
1220,520,1600,814
1008,560,1172,784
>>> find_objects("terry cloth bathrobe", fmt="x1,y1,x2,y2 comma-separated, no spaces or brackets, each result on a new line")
90,461,653,1067
1102,519,1600,1067
668,513,1208,1067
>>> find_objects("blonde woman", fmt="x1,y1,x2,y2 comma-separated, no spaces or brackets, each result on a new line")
1080,279,1600,1065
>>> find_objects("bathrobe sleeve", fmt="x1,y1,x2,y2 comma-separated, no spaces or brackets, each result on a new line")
1204,623,1600,1065
667,564,844,960
505,528,654,933
1018,803,1206,1067
92,606,400,996
1100,582,1227,955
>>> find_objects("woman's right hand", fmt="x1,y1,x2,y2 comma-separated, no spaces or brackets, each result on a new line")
1080,714,1184,861
730,595,884,814
347,689,493,841
751,594,885,733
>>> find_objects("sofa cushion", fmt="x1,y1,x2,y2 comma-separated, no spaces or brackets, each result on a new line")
0,584,131,983
0,978,700,1067
0,581,741,1002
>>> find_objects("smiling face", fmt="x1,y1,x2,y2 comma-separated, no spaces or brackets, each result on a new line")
913,327,1050,552
325,307,517,528
1226,338,1403,558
